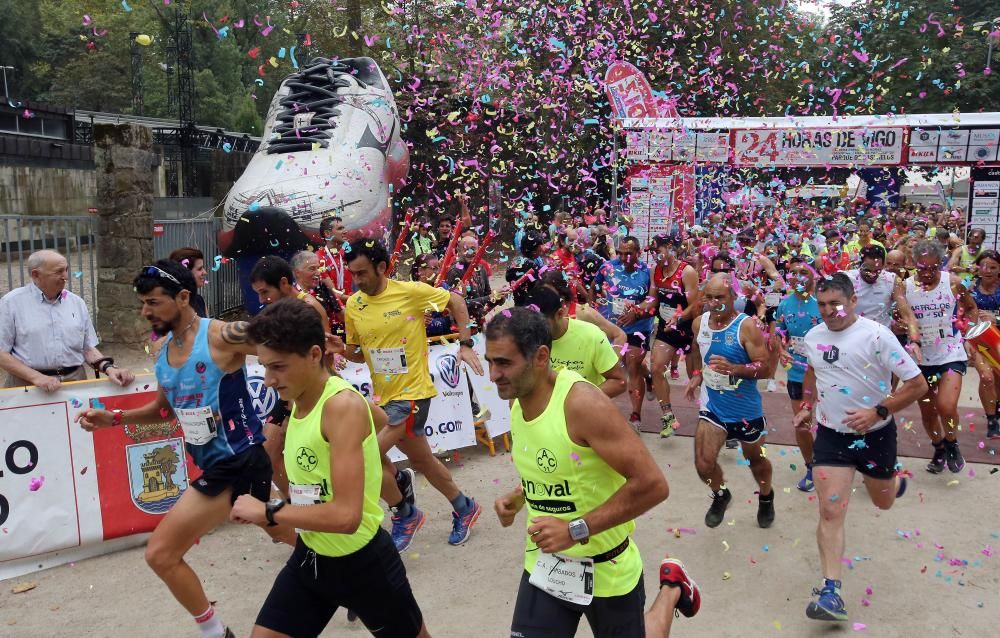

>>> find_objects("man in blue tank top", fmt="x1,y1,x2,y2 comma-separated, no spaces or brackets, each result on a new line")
76,259,291,638
685,273,776,530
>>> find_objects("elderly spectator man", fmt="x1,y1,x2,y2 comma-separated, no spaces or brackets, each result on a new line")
0,250,134,391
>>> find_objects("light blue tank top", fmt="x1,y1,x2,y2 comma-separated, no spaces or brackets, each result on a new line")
696,313,764,422
155,318,264,469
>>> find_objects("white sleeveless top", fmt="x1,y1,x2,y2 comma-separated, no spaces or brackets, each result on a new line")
904,277,967,366
847,269,895,327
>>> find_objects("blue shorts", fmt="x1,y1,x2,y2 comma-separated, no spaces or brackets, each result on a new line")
383,398,432,437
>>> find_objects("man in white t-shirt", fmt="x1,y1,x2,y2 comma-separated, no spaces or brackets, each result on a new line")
794,273,927,624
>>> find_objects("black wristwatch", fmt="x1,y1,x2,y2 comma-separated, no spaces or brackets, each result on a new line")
459,338,475,349
875,405,890,420
265,498,286,527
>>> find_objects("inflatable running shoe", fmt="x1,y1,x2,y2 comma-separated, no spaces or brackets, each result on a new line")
221,57,409,244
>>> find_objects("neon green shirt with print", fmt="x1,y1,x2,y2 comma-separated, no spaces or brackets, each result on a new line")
284,375,384,557
511,369,642,597
549,318,619,387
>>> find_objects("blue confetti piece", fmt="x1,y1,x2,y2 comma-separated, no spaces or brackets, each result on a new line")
121,0,132,12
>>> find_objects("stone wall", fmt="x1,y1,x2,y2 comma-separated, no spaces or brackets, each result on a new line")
94,124,155,347
0,164,97,215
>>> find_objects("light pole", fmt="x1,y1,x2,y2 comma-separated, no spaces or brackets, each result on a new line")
973,17,1000,72
0,66,14,97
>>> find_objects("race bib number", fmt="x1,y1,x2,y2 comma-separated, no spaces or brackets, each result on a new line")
659,305,677,322
789,336,805,356
764,292,781,308
370,347,408,374
611,298,627,317
529,553,595,606
175,406,218,445
703,367,739,391
289,483,322,506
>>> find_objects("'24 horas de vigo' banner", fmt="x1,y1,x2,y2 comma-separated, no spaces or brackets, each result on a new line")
0,336,508,581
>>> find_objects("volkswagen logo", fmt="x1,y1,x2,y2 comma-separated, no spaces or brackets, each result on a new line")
246,375,277,422
436,354,462,389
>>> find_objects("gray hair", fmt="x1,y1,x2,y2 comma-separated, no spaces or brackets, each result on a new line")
26,250,63,274
912,239,944,262
290,250,317,271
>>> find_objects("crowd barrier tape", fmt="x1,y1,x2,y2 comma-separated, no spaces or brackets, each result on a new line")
0,336,508,581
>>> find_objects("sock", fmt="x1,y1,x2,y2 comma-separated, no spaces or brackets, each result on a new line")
391,500,413,519
659,401,672,414
714,488,729,499
450,492,472,514
823,578,842,593
194,606,225,638
759,490,774,501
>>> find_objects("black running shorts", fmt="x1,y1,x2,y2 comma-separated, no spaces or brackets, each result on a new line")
699,410,767,444
812,423,898,480
190,444,271,504
510,570,645,638
655,317,694,350
256,528,423,638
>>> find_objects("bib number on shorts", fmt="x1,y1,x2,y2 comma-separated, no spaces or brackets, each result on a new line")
764,292,781,308
289,483,323,506
703,367,739,391
370,347,408,374
175,406,218,445
529,553,595,606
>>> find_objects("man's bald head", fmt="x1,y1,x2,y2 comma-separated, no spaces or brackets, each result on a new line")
26,250,65,274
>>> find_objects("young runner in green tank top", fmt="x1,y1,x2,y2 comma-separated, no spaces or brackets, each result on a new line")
485,307,703,638
232,298,430,638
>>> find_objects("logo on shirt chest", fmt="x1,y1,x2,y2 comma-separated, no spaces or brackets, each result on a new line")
823,345,840,364
536,448,558,473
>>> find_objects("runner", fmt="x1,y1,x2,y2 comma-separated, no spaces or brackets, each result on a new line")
904,240,976,474
794,272,927,622
684,273,775,528
485,307,701,638
967,249,1000,439
315,215,353,303
234,298,430,638
775,256,823,491
538,270,627,350
250,256,330,328
818,230,850,276
75,260,286,638
520,284,626,397
948,227,986,274
594,236,657,429
342,238,484,552
649,235,700,438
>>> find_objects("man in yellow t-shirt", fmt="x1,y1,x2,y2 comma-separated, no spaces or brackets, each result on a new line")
344,238,485,554
521,284,625,397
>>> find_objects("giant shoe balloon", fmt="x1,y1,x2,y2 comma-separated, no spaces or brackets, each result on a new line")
220,57,409,249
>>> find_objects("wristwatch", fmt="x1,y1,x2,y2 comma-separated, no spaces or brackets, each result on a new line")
875,405,890,420
568,518,590,545
459,338,475,349
265,498,286,527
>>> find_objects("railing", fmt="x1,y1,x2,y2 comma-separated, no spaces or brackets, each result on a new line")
0,215,98,316
152,217,242,317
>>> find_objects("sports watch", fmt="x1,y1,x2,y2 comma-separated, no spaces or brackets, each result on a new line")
459,338,475,349
265,498,286,526
568,518,590,545
875,405,890,420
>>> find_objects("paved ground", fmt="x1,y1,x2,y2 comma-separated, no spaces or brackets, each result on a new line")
1,432,997,637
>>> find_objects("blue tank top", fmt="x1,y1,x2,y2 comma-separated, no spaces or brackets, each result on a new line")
973,282,1000,313
696,313,763,422
155,318,264,469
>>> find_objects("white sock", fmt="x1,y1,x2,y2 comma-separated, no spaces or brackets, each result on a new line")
194,606,226,638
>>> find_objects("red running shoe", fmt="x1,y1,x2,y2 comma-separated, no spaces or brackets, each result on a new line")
660,557,701,618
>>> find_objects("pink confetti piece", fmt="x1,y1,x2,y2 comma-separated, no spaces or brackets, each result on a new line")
29,476,44,491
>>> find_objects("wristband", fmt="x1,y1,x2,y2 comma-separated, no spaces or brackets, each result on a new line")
111,409,125,426
691,369,702,376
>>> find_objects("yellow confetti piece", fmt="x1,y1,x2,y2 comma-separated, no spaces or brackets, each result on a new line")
947,480,960,486
783,487,791,494
722,571,731,580
722,540,730,552
773,620,782,630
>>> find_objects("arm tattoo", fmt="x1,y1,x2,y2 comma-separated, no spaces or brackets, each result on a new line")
221,321,251,345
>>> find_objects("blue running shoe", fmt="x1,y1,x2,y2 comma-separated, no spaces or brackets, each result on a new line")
391,507,425,553
448,498,482,546
806,579,848,621
797,464,815,492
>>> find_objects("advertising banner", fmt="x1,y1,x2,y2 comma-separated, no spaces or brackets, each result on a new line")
733,127,905,167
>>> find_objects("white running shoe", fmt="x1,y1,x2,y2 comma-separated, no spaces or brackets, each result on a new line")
222,57,409,239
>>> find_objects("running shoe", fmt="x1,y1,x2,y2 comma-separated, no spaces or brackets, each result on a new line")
725,438,739,450
926,444,946,474
806,579,848,621
391,506,426,553
670,366,680,380
629,411,642,433
766,379,778,393
222,57,409,239
704,489,731,528
988,418,1000,440
448,498,482,546
659,557,701,618
757,492,775,528
660,412,676,438
223,629,235,638
397,467,416,506
944,440,965,473
895,476,908,498
797,464,815,492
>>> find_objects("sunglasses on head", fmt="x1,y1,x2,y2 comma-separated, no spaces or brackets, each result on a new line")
143,265,181,286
